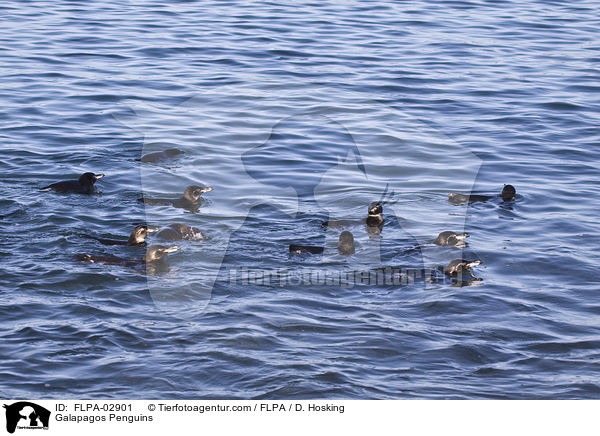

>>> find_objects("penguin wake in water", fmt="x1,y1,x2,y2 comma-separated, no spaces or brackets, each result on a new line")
84,225,159,246
76,245,180,274
433,231,470,248
138,185,213,211
448,185,516,204
138,148,184,163
155,223,207,241
41,172,104,194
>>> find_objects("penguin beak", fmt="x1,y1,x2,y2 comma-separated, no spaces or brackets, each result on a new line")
192,187,213,198
467,260,482,268
146,225,160,233
163,245,180,253
455,233,470,240
94,174,105,180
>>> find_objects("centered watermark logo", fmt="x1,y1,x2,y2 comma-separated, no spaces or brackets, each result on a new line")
116,86,481,317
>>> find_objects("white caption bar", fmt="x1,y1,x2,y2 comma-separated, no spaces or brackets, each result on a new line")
1,400,595,435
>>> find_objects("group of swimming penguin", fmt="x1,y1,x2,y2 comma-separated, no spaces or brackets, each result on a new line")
41,147,517,282
41,148,213,273
289,184,516,281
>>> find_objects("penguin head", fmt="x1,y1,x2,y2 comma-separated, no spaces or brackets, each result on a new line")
145,245,180,262
368,202,383,216
338,231,355,255
79,172,104,185
436,231,470,247
188,226,207,241
501,184,516,201
130,224,159,243
446,234,465,248
445,259,482,276
339,230,354,245
184,185,213,202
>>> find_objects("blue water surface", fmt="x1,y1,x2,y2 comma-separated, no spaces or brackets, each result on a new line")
1,0,600,399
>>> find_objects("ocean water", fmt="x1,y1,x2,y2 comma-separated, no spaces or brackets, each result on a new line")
1,0,600,399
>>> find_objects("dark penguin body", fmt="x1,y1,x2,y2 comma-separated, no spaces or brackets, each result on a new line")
337,231,355,255
289,244,324,255
76,245,179,267
42,172,104,194
139,148,184,163
433,231,470,247
321,218,358,229
448,193,491,204
322,202,384,230
448,185,516,204
75,253,135,266
365,202,384,235
138,185,213,211
155,223,206,241
87,225,159,246
444,259,482,278
366,202,383,227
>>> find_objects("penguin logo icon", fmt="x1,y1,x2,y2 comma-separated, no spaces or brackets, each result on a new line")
3,402,50,434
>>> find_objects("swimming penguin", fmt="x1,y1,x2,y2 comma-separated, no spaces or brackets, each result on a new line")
366,202,383,227
448,185,516,204
289,244,324,255
337,231,355,255
41,172,104,194
85,225,159,246
138,148,185,163
444,259,482,278
155,223,206,241
138,185,213,211
322,202,384,230
433,231,470,247
76,245,180,266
